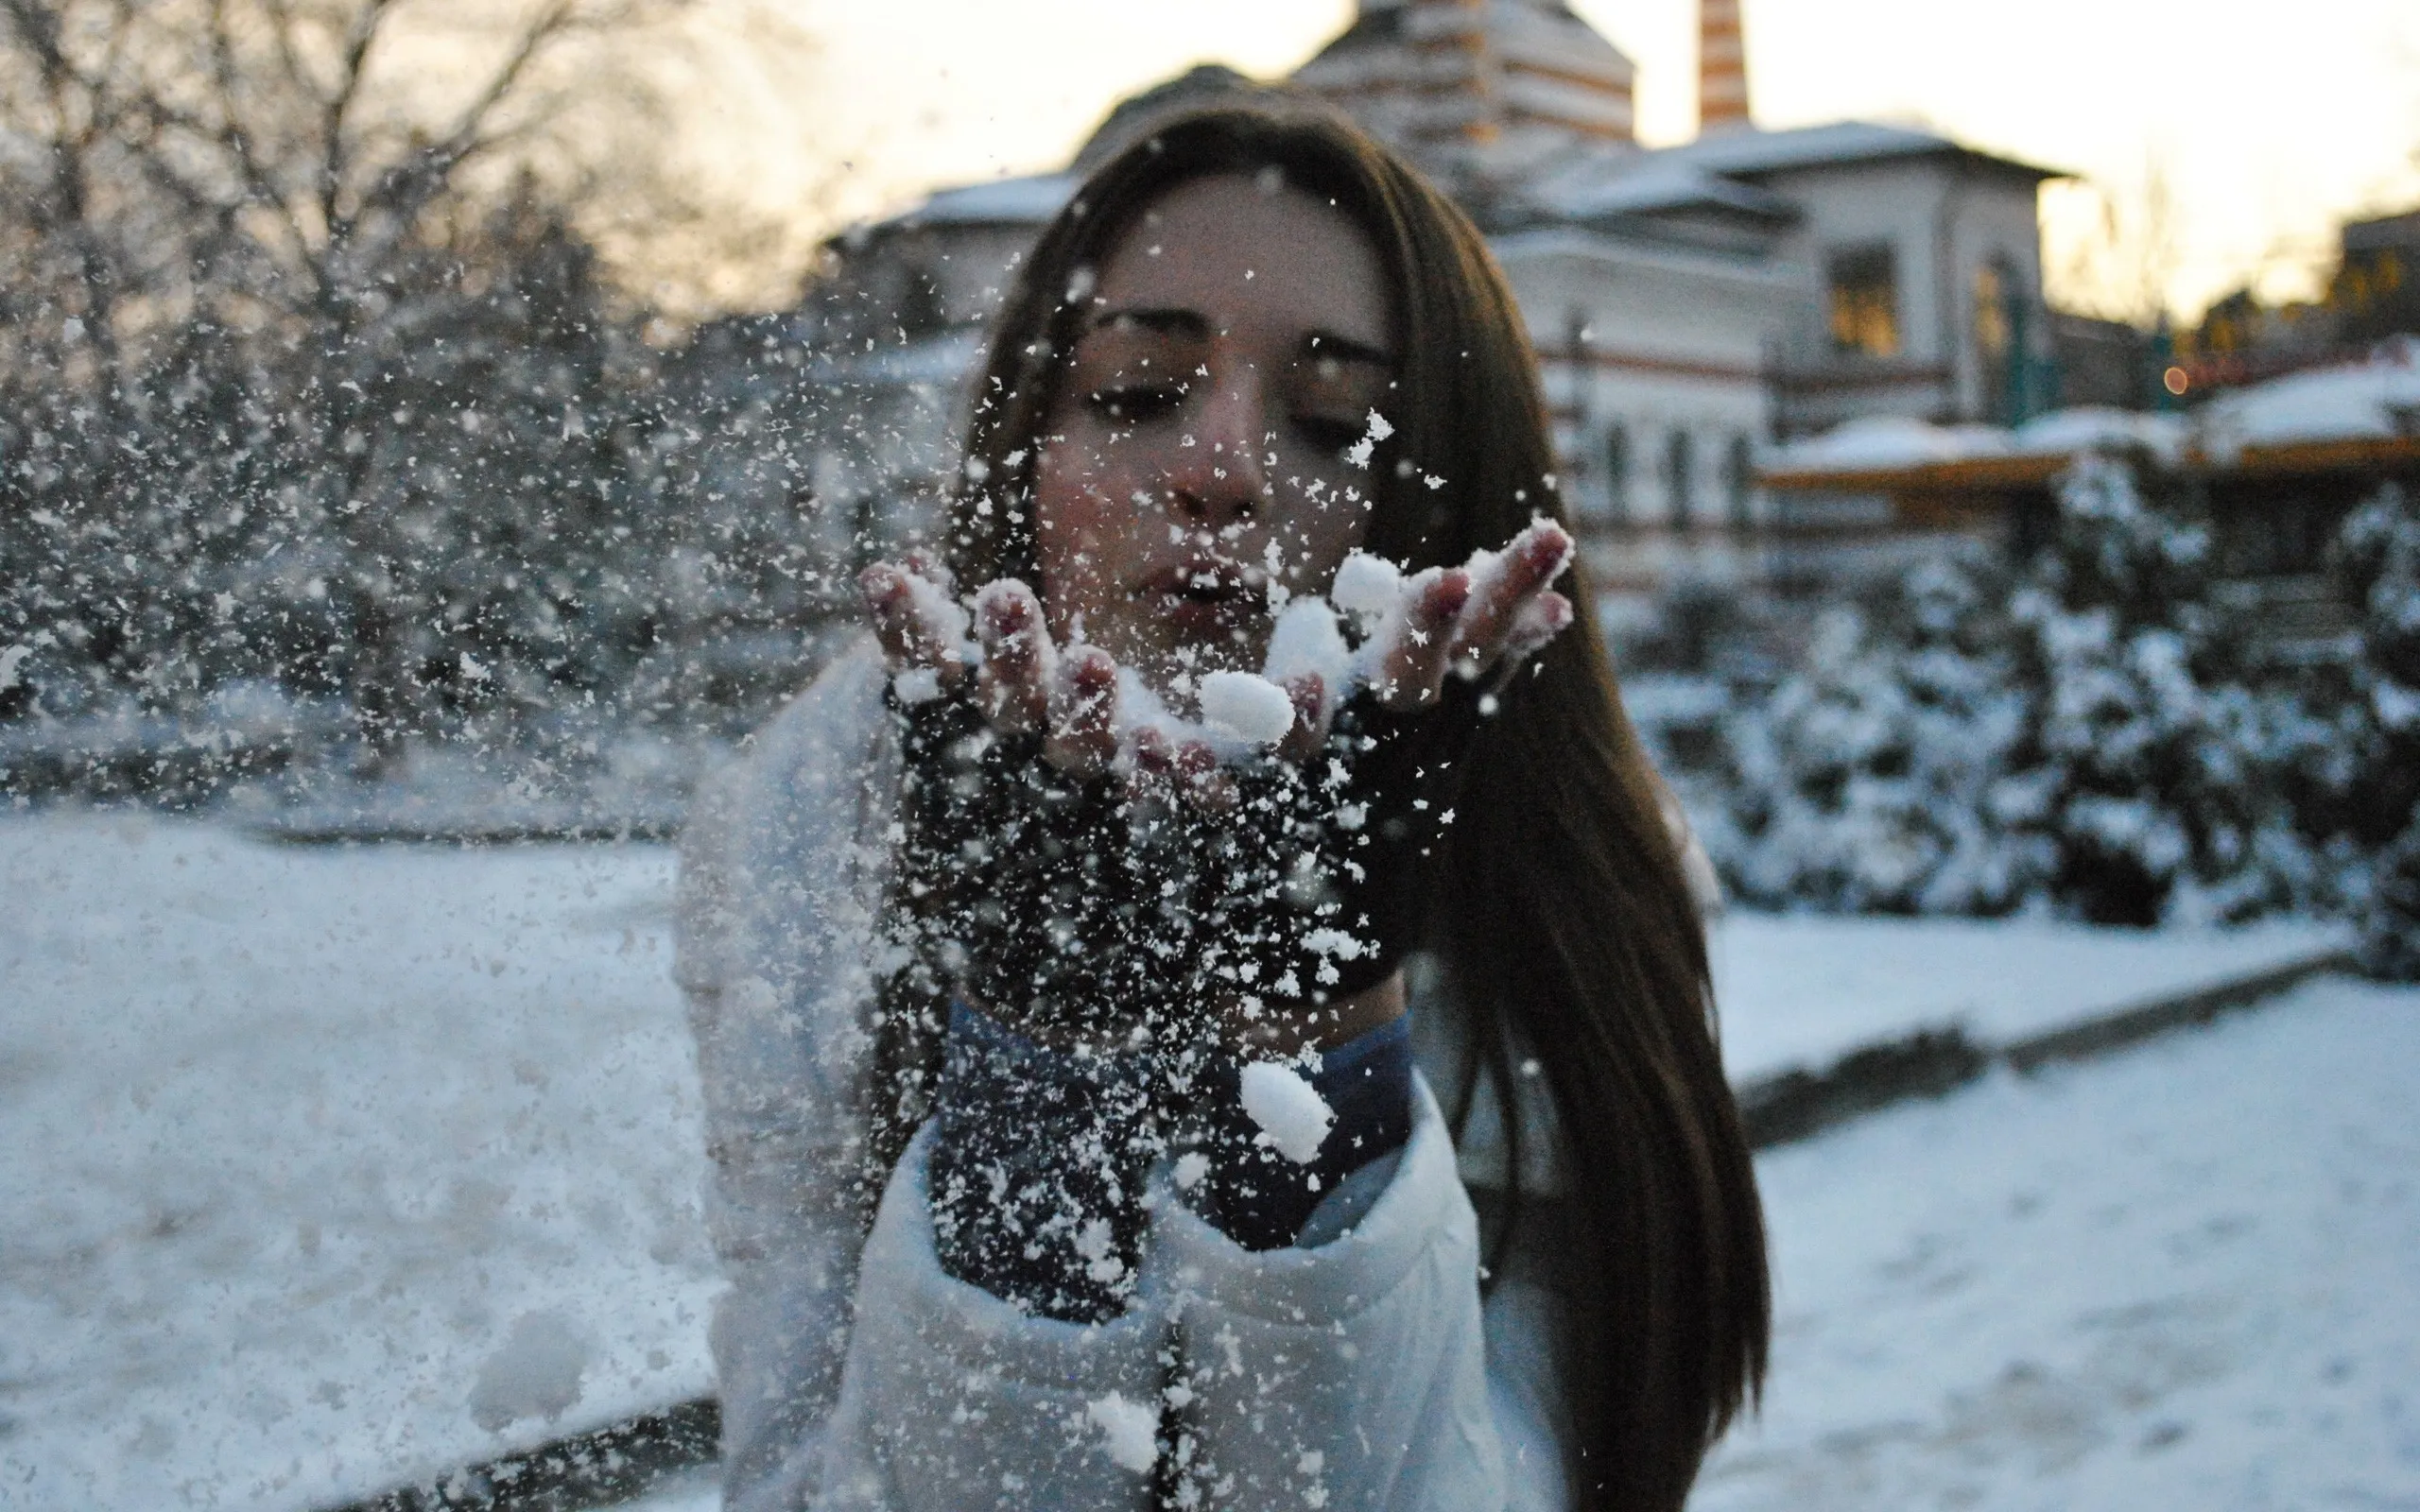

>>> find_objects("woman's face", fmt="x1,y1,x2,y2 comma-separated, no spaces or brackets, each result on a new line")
1033,172,1396,696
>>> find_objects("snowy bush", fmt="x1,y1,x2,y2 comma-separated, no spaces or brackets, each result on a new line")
1704,454,2321,925
1707,549,2040,914
2004,455,2308,925
2335,485,2420,975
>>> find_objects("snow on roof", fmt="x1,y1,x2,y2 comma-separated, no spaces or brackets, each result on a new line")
1483,0,1635,83
887,173,1077,231
1767,415,2012,472
2010,406,2189,465
1646,120,2066,182
1769,344,2420,481
2198,339,2420,457
1522,157,1798,223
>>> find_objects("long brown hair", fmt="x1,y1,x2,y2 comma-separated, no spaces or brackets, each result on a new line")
871,96,1768,1512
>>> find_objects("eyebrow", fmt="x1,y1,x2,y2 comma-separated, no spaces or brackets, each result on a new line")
1086,306,1395,368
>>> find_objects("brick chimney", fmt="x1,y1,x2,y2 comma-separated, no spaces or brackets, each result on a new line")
1698,0,1751,134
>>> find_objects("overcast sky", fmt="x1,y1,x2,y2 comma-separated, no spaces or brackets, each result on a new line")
684,0,2420,320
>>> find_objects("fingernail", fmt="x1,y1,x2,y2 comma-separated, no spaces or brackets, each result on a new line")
984,596,1029,638
1428,571,1472,622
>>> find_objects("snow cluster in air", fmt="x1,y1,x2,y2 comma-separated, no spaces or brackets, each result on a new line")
1342,408,1394,469
1238,1060,1336,1164
1085,1391,1161,1473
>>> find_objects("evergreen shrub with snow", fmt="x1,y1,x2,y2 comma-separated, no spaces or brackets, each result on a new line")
1702,454,2325,927
2335,484,2420,976
1705,549,2036,914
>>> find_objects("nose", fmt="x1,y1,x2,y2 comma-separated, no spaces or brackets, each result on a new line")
1166,359,1269,531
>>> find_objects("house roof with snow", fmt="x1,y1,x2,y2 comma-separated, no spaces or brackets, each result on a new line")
1644,119,2067,185
1761,341,2420,493
1517,158,1799,225
855,173,1077,237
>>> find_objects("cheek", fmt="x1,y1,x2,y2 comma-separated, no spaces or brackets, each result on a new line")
1034,446,1138,629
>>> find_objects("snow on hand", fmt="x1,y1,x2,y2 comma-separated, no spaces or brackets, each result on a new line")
1197,670,1297,747
1328,552,1404,629
1263,596,1355,701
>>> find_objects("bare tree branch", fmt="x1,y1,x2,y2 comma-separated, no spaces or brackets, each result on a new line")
206,0,316,269
317,0,395,253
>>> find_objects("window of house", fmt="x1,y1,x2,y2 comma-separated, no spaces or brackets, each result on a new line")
1665,428,1694,530
895,265,947,339
1975,255,2023,423
1827,245,1900,358
1725,433,1754,532
1602,422,1630,525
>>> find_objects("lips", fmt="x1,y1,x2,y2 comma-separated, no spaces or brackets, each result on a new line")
1143,558,1262,632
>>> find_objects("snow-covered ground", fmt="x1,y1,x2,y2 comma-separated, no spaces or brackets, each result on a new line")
1697,974,2420,1510
2,808,2406,1511
0,809,712,1510
1709,912,2346,1085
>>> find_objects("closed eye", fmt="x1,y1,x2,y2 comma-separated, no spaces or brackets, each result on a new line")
1087,385,1186,425
1292,412,1364,452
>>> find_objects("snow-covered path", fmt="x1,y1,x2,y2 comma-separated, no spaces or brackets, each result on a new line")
3,809,2410,1511
1710,911,2347,1085
0,811,713,1510
1697,974,2420,1511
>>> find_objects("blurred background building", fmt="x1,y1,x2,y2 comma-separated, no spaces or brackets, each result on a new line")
741,0,2082,631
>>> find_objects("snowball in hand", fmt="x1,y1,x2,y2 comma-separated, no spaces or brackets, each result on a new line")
1238,1060,1336,1164
890,666,943,705
1263,596,1354,697
1197,670,1297,747
1329,551,1403,627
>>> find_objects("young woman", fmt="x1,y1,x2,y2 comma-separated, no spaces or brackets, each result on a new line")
677,97,1767,1512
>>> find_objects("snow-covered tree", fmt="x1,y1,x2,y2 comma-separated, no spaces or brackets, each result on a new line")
2335,484,2420,975
1705,453,2316,925
2004,453,2305,924
1712,546,2042,913
0,0,848,798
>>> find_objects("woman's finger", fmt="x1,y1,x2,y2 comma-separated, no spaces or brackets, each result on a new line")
898,549,955,596
1276,672,1331,764
859,562,970,689
1172,737,1236,814
1491,590,1573,689
1126,724,1177,809
974,579,1053,733
1450,520,1575,680
1373,567,1471,711
1046,644,1120,776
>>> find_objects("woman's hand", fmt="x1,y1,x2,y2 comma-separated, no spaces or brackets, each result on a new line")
861,559,1216,787
857,521,1578,1040
858,516,1576,802
1366,519,1577,713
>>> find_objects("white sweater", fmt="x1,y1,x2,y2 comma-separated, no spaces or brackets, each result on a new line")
675,640,1573,1511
